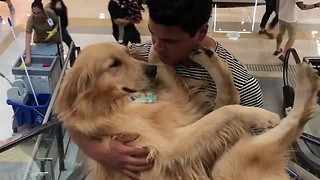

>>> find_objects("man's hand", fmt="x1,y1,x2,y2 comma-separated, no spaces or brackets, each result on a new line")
45,28,58,41
102,134,154,179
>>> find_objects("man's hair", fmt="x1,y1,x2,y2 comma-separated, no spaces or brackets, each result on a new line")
146,0,212,37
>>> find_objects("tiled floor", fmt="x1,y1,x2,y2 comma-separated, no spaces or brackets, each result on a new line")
0,0,319,142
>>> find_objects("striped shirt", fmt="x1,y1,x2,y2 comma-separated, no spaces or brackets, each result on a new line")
130,41,264,108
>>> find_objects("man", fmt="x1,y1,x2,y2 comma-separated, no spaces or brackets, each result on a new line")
66,0,264,179
0,0,15,21
258,0,278,39
274,0,320,61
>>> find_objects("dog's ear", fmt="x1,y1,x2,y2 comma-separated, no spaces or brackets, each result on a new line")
56,67,91,117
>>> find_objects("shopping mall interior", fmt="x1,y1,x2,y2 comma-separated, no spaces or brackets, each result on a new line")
0,0,319,179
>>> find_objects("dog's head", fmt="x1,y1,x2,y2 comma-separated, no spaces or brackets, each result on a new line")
56,42,157,119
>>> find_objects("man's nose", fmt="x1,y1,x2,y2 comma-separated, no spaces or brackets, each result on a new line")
152,40,165,53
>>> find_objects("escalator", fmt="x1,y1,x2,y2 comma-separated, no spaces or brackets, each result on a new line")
0,47,319,179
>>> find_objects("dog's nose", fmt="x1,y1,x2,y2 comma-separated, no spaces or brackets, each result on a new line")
145,65,157,79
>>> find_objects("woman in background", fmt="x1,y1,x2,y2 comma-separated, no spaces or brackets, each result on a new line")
25,0,60,66
46,0,74,49
108,0,142,46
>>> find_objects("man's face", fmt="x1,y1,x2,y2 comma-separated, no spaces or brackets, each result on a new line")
148,19,200,65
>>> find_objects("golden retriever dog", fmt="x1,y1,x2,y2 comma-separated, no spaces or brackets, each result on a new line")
55,42,318,180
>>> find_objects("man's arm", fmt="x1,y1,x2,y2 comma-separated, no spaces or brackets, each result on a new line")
296,1,320,10
65,125,153,179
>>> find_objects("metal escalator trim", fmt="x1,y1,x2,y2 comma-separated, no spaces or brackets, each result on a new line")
296,139,320,176
300,132,320,147
0,120,62,153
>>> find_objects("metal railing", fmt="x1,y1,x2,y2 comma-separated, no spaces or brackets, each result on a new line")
0,41,77,180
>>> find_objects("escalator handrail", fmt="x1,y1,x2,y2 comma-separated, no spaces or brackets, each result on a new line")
0,41,76,154
300,132,320,147
282,48,302,86
0,120,62,153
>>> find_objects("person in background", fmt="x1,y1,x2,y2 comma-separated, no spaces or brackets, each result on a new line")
108,0,142,46
0,0,15,21
138,0,145,11
46,0,73,48
274,0,320,61
258,0,278,39
25,0,60,66
46,0,76,66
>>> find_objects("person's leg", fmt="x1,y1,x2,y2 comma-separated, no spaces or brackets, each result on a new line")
6,0,15,14
128,29,141,45
269,15,278,30
259,4,273,31
61,27,76,66
274,20,286,56
269,3,278,30
259,4,274,39
118,25,125,44
279,22,298,61
62,27,73,47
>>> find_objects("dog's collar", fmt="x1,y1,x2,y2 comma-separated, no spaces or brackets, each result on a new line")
128,91,157,104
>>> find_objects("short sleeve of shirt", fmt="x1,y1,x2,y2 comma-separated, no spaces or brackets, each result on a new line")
26,16,33,33
108,1,122,20
128,41,152,59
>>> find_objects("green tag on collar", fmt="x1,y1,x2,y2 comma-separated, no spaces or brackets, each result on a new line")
128,91,157,103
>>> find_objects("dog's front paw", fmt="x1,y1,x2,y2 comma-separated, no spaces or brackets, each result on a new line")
189,47,218,67
146,146,157,164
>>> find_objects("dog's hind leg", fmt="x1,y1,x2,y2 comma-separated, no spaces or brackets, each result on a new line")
211,62,320,180
189,47,240,109
158,104,280,178
249,62,320,150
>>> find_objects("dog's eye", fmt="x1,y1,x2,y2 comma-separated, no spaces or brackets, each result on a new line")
110,59,121,68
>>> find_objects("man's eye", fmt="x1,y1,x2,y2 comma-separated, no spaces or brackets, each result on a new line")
166,40,177,44
110,59,121,68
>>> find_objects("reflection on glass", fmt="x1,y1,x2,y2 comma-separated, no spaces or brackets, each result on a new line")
212,0,258,34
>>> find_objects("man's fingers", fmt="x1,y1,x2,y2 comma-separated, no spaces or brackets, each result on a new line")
127,146,149,157
122,170,140,179
124,163,154,173
123,154,152,166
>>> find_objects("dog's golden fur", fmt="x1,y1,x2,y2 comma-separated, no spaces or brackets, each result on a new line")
56,42,320,180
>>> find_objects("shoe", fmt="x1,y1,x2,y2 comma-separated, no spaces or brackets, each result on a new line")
279,55,285,62
273,48,283,56
258,29,266,34
265,31,274,39
259,29,274,39
9,5,15,14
